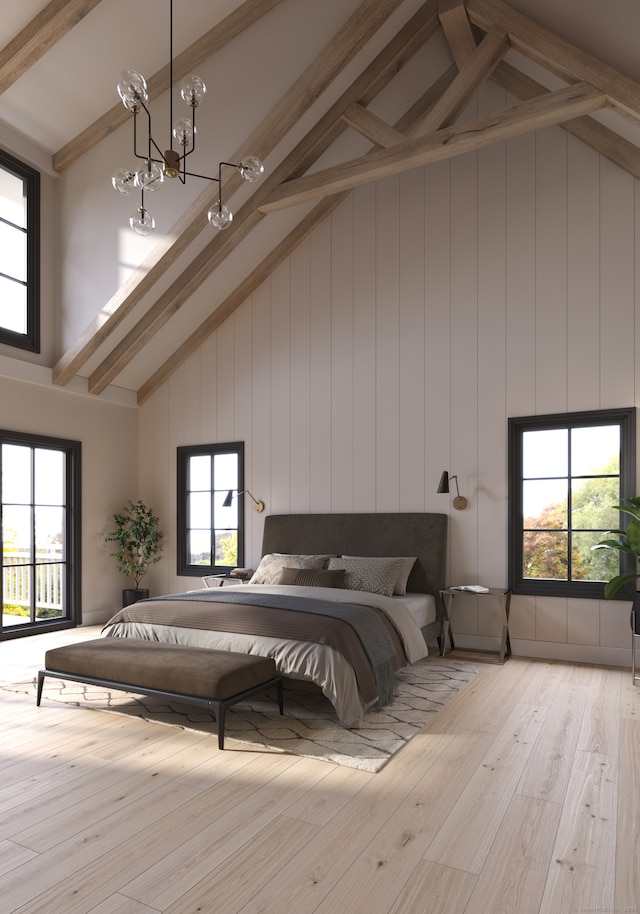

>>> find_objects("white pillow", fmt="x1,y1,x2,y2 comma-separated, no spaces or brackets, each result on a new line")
342,555,416,595
327,556,408,597
249,553,332,585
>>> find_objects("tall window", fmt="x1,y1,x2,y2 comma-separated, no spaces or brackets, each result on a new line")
177,442,244,576
0,149,40,352
1,431,81,639
508,408,636,598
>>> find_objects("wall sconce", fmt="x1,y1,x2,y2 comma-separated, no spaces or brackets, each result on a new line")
437,471,468,510
222,489,265,513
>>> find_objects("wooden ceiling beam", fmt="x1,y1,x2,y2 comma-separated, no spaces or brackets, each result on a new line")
438,0,640,179
411,26,508,134
259,82,606,213
55,0,411,391
465,0,640,126
0,0,102,96
341,103,407,148
51,0,285,173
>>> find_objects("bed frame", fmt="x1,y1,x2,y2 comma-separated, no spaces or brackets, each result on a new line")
261,512,448,648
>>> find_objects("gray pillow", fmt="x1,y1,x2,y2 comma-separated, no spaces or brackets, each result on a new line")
342,555,417,595
327,556,407,597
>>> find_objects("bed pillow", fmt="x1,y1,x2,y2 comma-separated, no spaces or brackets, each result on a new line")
276,566,346,588
327,556,407,597
249,553,332,585
342,555,417,595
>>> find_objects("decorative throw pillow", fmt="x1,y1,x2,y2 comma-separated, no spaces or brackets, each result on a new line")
327,556,407,597
276,567,346,588
342,555,417,595
249,553,332,585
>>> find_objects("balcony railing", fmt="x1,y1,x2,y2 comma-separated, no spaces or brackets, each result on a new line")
2,552,64,619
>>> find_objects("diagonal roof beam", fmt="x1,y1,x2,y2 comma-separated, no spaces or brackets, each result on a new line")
465,0,640,126
137,63,458,404
86,1,444,395
439,0,640,179
0,0,102,96
51,0,285,172
53,0,409,389
259,83,607,213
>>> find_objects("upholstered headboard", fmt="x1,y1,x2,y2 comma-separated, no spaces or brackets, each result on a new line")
261,513,447,599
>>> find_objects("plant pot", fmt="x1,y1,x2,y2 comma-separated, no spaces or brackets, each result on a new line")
122,588,149,608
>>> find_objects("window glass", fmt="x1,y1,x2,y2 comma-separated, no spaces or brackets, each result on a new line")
177,442,244,575
1,433,80,637
0,149,40,352
509,408,635,598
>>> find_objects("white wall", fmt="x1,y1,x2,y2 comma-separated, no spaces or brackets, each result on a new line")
139,97,639,669
0,374,139,625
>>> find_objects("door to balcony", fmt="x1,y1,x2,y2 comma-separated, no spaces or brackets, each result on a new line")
1,432,81,640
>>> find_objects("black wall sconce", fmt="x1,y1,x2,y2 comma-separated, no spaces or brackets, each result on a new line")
437,471,468,510
223,489,265,513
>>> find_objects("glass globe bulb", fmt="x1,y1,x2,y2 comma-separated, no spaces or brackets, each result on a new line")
239,156,264,183
129,207,155,236
172,117,194,148
117,69,148,111
112,168,137,195
135,162,164,191
208,204,233,230
180,74,206,107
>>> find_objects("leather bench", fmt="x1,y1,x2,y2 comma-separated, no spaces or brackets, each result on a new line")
37,637,283,750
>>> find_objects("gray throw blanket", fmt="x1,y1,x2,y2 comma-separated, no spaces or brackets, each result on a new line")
146,589,399,707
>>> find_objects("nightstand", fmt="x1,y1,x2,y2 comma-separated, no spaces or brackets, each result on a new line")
440,587,512,663
202,574,250,587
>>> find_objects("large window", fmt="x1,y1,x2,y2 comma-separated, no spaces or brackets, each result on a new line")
1,431,81,639
508,408,636,598
0,149,40,352
177,442,244,576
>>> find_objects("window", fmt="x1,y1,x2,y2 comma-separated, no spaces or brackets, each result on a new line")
508,408,636,598
0,149,40,352
1,430,81,639
177,442,244,576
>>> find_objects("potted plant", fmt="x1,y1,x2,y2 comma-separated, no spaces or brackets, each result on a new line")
105,499,164,606
592,496,640,634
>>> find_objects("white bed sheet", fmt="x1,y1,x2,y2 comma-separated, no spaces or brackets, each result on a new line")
394,593,435,629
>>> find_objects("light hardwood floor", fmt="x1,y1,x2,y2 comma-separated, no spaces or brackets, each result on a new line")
1,628,639,914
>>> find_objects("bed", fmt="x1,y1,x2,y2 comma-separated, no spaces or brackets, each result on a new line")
102,512,447,726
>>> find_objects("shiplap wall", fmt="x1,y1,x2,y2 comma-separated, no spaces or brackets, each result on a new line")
140,106,638,668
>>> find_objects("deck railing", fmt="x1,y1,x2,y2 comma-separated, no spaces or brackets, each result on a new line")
2,552,64,615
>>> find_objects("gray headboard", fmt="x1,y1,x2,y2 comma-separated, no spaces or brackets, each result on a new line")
261,513,447,599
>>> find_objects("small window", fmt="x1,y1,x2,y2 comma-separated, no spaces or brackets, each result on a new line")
177,442,244,576
508,408,636,598
0,149,40,352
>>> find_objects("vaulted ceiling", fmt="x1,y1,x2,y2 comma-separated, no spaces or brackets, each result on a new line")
2,0,640,403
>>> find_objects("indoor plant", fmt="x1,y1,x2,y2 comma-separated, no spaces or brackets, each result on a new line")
105,499,164,606
592,496,640,634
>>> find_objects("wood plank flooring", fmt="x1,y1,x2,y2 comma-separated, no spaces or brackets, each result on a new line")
1,629,639,913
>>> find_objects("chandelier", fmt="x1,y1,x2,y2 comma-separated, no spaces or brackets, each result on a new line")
111,0,264,236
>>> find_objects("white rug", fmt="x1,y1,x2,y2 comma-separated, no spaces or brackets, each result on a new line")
10,657,479,772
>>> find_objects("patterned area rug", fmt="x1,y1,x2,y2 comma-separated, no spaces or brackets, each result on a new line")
10,657,479,773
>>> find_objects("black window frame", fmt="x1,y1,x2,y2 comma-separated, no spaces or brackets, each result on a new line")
1,429,81,640
177,441,245,577
508,407,636,599
0,148,40,353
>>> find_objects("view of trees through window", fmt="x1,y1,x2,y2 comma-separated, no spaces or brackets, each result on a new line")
510,409,635,598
